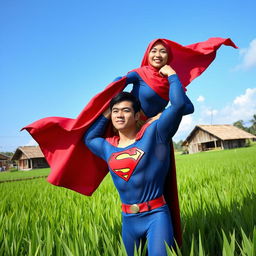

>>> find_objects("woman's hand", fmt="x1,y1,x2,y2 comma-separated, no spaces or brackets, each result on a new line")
159,65,176,77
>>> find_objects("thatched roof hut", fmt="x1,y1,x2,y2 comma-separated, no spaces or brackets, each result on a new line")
0,153,10,170
183,125,256,154
0,153,9,161
12,146,49,170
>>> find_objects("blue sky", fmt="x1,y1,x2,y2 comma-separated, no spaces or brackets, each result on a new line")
1,0,256,152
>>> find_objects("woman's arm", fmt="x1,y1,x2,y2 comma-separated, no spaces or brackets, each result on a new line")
126,71,140,84
112,71,139,85
183,93,194,115
156,66,190,142
160,65,194,116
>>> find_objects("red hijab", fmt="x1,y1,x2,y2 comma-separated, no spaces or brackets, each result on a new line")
134,38,237,100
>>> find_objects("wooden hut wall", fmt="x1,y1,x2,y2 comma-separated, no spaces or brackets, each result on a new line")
19,159,26,170
187,129,219,153
222,139,246,149
32,158,49,169
187,143,199,154
0,154,10,169
0,160,8,167
17,152,32,170
18,159,32,170
190,129,218,144
20,152,28,160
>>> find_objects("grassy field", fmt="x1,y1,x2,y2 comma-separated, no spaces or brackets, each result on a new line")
0,168,50,182
0,145,255,255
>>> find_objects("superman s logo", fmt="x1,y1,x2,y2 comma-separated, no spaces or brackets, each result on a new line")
108,147,144,181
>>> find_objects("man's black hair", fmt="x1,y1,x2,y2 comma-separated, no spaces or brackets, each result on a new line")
110,92,141,114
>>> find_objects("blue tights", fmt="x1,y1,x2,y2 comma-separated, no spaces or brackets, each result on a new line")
122,205,174,256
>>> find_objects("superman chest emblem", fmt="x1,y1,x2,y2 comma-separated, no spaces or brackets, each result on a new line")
108,147,144,181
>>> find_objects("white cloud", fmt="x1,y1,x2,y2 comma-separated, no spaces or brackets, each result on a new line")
218,88,256,123
203,88,256,125
173,115,194,142
178,115,193,132
25,139,38,146
197,95,205,102
235,39,256,70
233,88,256,105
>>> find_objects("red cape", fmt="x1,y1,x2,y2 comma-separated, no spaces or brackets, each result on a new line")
23,37,237,246
23,77,127,195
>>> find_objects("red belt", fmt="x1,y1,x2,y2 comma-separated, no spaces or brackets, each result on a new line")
122,195,166,214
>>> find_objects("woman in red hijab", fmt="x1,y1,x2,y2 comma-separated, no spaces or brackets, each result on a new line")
123,38,237,118
125,39,193,118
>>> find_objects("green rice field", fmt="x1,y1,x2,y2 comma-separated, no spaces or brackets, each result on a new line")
0,168,49,182
1,145,256,255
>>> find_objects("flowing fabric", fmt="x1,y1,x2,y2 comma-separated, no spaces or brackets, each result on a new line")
23,78,127,195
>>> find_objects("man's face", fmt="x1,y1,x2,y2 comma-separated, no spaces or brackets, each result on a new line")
111,101,139,132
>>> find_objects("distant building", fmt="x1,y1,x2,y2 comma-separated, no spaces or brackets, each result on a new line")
182,125,256,154
12,146,49,170
0,153,10,171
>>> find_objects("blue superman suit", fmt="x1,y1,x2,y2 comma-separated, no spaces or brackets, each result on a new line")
84,74,194,255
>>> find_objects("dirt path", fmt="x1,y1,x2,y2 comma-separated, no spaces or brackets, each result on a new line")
0,175,48,183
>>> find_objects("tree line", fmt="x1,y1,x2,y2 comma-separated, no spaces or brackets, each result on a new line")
233,114,256,135
0,152,14,157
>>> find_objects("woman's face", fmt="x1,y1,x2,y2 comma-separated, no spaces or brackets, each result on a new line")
148,43,168,69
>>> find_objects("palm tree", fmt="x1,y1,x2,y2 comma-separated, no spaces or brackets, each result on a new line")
233,120,246,130
250,114,256,126
249,114,256,135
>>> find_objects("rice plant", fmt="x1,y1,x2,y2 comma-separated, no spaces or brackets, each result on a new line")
0,145,255,255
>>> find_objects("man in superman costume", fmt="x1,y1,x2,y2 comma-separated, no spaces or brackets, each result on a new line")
22,38,237,250
84,62,191,254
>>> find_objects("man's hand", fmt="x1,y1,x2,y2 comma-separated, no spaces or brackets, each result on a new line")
159,65,176,77
103,108,111,119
